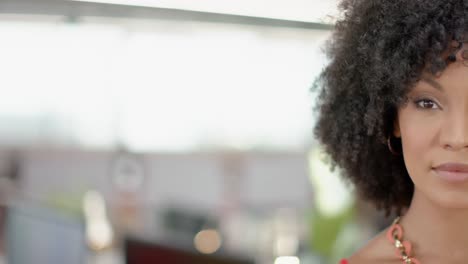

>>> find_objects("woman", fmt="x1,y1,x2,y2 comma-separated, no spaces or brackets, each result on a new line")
314,0,468,263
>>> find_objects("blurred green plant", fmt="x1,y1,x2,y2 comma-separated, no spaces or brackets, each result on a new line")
309,204,355,260
45,190,88,218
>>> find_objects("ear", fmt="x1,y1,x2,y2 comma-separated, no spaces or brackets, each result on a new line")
393,116,401,138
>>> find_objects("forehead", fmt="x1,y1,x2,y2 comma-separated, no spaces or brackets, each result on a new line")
417,61,468,93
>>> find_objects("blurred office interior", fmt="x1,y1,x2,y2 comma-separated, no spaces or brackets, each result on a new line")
0,0,389,263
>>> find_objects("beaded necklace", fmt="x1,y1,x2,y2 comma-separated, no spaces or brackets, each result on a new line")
386,217,421,264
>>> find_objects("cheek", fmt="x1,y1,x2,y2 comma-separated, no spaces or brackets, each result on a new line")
401,120,432,153
398,109,439,174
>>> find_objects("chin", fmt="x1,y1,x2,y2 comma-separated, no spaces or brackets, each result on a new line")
426,189,468,209
411,171,468,210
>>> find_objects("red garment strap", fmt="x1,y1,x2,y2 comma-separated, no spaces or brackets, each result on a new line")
339,259,349,264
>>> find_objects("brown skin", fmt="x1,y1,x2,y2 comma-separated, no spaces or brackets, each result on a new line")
348,57,468,263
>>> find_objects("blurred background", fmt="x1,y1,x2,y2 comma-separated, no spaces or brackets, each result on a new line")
0,0,390,263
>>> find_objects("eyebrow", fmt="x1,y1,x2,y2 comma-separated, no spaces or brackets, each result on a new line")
421,77,444,91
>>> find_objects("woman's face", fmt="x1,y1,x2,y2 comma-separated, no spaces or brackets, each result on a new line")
396,58,468,208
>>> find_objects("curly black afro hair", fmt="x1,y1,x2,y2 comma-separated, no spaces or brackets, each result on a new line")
314,0,468,216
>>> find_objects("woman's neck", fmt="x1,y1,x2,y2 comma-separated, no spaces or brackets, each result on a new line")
400,189,468,261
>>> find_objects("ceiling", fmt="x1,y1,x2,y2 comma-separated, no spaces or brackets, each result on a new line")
69,0,340,23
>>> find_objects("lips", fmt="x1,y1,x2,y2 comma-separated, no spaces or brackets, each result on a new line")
433,163,468,182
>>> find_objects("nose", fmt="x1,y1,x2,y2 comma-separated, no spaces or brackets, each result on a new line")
440,109,468,151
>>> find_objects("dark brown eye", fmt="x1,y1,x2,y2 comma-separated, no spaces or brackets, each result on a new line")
415,99,438,109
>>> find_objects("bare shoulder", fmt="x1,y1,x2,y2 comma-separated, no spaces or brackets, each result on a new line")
346,228,399,264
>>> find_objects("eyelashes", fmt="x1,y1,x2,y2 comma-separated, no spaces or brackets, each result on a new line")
412,98,441,110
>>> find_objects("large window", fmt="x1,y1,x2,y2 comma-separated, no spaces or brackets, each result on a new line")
0,14,330,151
